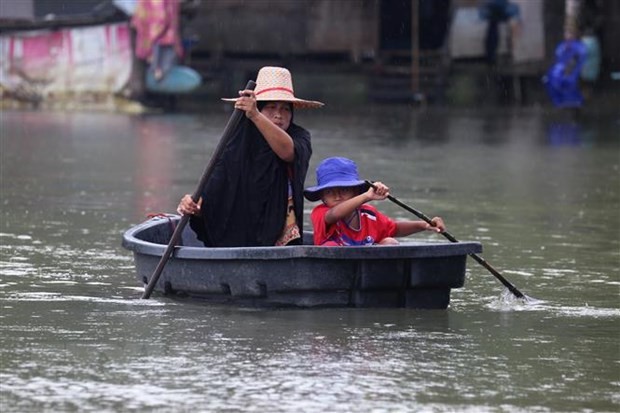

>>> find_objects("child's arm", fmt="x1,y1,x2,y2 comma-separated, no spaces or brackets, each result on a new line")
324,182,389,224
393,216,445,237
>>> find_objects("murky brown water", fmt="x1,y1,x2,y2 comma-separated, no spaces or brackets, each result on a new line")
1,106,618,412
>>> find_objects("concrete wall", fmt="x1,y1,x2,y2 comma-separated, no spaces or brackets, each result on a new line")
305,0,378,61
448,0,545,63
188,0,378,59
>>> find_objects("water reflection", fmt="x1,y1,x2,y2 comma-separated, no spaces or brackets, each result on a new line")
546,119,600,147
132,117,177,217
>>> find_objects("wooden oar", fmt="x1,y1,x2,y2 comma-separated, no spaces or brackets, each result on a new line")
365,180,526,299
141,80,256,299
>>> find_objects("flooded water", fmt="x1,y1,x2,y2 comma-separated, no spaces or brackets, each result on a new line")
1,106,618,412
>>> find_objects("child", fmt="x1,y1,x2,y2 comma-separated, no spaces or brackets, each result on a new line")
303,157,445,246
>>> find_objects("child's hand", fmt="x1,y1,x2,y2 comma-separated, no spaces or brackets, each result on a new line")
366,181,390,201
427,216,445,233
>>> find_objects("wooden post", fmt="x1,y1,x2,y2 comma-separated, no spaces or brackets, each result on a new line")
565,0,581,35
411,0,420,97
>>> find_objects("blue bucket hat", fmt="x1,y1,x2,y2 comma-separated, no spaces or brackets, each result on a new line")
304,157,369,202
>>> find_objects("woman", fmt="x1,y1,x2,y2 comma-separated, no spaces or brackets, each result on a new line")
177,66,324,247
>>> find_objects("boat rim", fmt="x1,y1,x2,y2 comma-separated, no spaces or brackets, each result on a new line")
122,215,483,261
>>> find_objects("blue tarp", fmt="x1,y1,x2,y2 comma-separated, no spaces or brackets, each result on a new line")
543,39,587,108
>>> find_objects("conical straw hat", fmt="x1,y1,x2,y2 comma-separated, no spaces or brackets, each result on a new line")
222,66,324,109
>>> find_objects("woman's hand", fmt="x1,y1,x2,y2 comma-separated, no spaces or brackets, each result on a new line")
234,90,260,120
177,194,202,216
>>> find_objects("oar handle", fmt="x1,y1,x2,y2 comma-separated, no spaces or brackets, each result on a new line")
190,80,257,203
364,180,525,299
141,80,256,299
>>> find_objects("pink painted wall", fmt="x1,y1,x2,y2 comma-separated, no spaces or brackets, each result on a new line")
0,22,132,96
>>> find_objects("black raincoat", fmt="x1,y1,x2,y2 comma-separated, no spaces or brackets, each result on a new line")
190,118,312,247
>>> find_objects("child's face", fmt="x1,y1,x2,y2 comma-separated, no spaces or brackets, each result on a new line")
321,187,358,207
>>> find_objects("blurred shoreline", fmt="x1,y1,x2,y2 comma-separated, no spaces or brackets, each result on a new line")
2,71,618,120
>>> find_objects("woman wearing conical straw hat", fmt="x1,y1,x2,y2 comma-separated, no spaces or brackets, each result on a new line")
177,66,324,247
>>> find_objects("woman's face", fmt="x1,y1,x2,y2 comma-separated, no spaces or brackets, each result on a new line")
260,102,293,130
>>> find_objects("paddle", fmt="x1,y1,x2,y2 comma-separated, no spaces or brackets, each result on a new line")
364,180,526,299
141,80,256,299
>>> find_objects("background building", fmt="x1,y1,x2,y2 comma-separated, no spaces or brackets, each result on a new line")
1,0,618,106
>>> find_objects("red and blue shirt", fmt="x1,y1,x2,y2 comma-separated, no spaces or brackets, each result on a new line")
310,204,397,246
